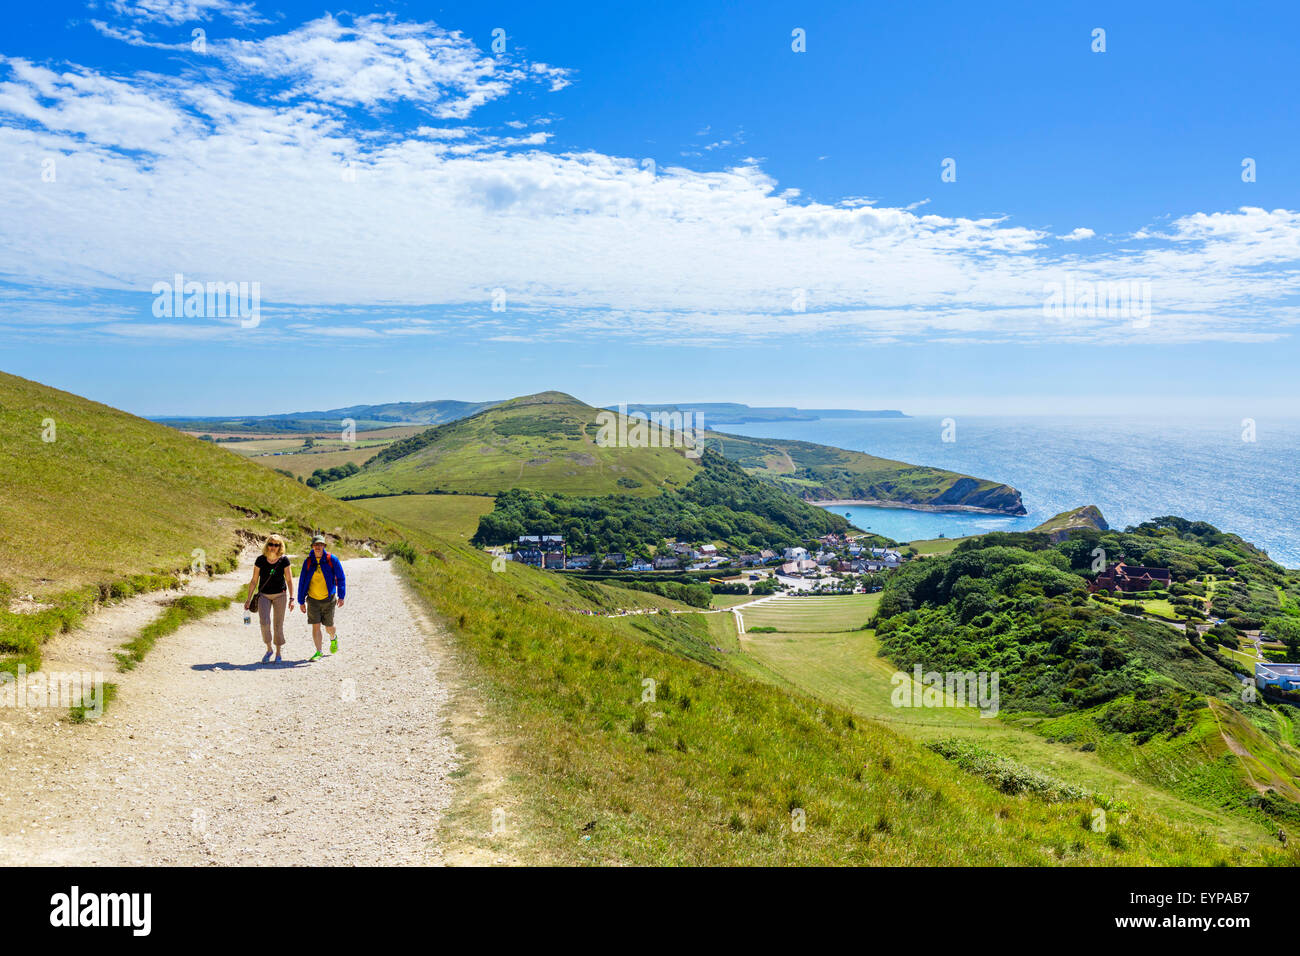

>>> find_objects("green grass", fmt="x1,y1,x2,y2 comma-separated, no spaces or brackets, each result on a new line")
352,494,498,538
115,593,237,671
68,682,118,723
0,370,399,672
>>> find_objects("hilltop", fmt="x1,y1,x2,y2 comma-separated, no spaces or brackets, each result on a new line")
1032,505,1110,539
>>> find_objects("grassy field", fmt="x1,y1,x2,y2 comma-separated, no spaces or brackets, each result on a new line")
902,537,965,556
739,594,877,632
732,597,1283,847
352,494,498,539
0,371,401,672
326,392,701,499
216,426,427,479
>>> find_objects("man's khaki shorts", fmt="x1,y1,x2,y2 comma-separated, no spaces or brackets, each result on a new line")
306,596,336,626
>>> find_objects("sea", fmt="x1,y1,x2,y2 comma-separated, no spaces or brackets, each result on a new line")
719,416,1300,569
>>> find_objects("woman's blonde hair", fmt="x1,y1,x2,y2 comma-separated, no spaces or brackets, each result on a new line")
263,534,286,558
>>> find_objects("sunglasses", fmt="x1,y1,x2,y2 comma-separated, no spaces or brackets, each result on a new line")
267,544,281,550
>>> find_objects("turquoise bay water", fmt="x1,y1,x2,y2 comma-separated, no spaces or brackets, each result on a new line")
721,416,1300,568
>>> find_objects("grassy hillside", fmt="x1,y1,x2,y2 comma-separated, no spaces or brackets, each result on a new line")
393,534,1294,864
326,391,699,498
731,592,1274,845
0,371,402,672
703,431,1026,515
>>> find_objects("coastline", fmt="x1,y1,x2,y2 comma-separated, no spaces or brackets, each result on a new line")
809,498,1025,517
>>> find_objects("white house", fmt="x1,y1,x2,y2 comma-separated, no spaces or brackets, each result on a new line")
783,546,809,561
1256,662,1300,691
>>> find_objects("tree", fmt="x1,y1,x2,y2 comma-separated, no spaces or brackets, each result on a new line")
1266,616,1300,662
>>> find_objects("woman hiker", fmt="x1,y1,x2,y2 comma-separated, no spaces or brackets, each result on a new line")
245,534,294,663
297,534,346,661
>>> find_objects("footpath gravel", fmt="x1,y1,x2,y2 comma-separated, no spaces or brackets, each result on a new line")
0,557,457,865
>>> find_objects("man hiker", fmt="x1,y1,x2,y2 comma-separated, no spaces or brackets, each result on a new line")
298,534,346,661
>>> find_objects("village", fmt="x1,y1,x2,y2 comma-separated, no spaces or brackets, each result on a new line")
497,532,904,594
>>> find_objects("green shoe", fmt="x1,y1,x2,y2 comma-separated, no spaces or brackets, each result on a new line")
309,650,323,661
330,637,338,654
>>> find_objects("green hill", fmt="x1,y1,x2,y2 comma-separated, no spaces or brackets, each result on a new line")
703,431,1026,514
0,371,402,671
325,391,701,498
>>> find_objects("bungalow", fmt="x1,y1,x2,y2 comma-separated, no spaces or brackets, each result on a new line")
1256,662,1300,691
759,549,777,561
653,555,681,570
519,534,564,549
629,561,653,572
735,553,762,567
603,553,627,567
1089,562,1172,593
699,544,718,556
567,554,595,569
779,561,801,576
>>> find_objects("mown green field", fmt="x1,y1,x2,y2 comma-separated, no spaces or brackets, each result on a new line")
740,593,878,632
352,494,498,539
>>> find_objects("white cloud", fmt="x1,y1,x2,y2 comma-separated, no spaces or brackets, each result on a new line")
108,0,266,26
1060,227,1094,241
0,21,1298,348
210,14,569,118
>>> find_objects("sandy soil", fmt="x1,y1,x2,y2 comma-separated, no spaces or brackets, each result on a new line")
0,557,457,866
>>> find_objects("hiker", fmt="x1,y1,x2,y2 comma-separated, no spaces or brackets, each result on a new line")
245,534,294,663
298,534,346,661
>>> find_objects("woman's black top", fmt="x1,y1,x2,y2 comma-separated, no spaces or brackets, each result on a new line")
254,555,291,594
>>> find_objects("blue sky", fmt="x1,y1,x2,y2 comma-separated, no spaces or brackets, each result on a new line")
1,0,1298,416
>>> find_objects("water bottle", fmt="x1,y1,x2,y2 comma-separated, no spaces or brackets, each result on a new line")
244,599,252,625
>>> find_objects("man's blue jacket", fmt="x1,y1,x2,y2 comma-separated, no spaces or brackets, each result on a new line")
298,551,347,604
